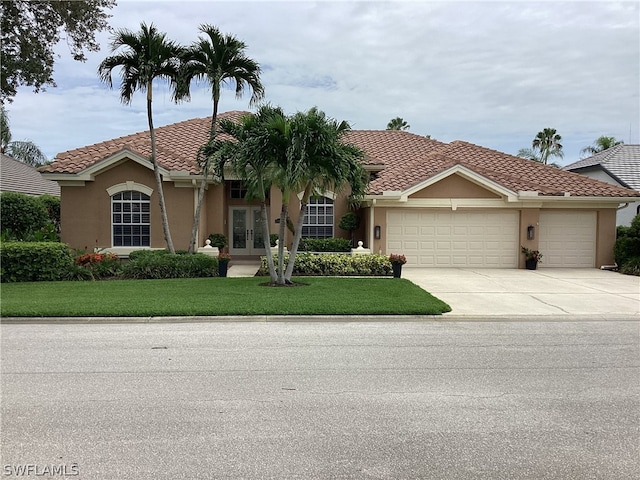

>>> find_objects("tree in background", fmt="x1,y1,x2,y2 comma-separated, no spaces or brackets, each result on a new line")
98,22,185,254
532,128,563,165
1,0,116,102
517,127,563,165
0,106,47,166
580,136,624,158
516,147,542,163
179,24,264,253
386,117,410,131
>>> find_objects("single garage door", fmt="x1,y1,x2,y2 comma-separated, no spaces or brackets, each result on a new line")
538,211,596,268
387,210,519,267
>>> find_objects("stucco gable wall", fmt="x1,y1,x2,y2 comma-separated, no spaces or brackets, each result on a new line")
408,174,501,199
61,159,197,250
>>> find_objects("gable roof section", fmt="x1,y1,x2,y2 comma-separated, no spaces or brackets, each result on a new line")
1,154,60,196
564,144,640,191
40,111,247,175
40,111,639,199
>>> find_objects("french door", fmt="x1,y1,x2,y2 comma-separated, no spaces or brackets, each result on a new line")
229,206,266,255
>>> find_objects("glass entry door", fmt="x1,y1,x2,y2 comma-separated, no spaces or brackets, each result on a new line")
230,206,265,255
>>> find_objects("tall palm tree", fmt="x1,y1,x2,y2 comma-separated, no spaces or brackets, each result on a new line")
212,105,288,283
580,136,623,158
283,108,367,283
1,106,47,166
213,106,367,285
98,22,184,253
180,24,264,253
532,127,563,165
386,117,410,131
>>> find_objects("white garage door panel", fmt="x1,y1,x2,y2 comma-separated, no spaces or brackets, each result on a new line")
387,210,519,268
538,211,596,268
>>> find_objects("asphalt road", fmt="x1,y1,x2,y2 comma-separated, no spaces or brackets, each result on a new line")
1,321,638,480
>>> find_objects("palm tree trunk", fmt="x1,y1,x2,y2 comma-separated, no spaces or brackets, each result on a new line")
188,98,220,253
147,85,175,254
284,182,312,282
260,201,277,283
277,199,288,285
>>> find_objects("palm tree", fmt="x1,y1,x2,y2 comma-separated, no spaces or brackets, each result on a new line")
212,105,288,283
98,22,184,254
283,108,367,283
580,136,623,158
1,106,47,166
180,24,264,253
386,117,410,131
516,147,542,163
532,128,563,165
213,106,367,285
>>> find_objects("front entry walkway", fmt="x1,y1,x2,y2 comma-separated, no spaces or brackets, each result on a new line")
227,260,261,278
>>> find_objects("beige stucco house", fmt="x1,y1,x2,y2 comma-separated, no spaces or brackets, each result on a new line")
40,111,639,268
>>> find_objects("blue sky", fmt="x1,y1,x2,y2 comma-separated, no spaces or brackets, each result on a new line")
6,0,639,166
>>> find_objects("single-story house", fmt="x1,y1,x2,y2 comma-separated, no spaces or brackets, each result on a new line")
40,111,639,268
1,153,60,196
564,145,640,226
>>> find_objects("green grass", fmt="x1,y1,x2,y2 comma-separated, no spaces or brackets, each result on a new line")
0,277,451,317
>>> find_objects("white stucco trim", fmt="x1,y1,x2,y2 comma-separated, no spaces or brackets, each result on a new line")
106,181,154,197
296,189,338,201
400,165,518,202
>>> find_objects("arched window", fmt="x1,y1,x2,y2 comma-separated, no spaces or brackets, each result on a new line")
112,191,150,246
302,196,334,238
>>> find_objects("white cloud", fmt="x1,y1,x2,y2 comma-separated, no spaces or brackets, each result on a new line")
6,0,639,164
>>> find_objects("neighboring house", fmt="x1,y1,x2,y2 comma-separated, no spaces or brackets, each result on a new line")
564,145,640,226
1,153,60,196
40,111,639,268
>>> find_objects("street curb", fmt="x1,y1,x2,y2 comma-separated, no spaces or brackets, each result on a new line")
1,314,638,324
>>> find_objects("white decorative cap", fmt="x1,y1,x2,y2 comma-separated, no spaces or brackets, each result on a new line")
204,239,212,248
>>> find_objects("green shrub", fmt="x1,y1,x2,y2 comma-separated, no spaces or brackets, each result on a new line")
299,237,352,252
0,192,49,239
259,252,392,277
39,194,61,232
75,252,122,280
620,256,640,276
127,249,165,260
122,252,218,279
614,214,640,272
208,233,228,249
0,242,74,282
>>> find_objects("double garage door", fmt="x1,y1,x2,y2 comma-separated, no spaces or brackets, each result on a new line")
386,210,596,268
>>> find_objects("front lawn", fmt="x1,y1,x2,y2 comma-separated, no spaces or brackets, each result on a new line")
0,277,451,317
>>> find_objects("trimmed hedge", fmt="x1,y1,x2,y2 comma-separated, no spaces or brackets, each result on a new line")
259,252,392,276
614,214,640,275
122,250,219,279
299,237,352,252
0,242,74,282
0,192,50,239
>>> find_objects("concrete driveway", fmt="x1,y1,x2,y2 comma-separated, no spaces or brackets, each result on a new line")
402,268,640,318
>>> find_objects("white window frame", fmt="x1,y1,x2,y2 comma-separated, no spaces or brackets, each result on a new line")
107,182,153,248
302,195,335,238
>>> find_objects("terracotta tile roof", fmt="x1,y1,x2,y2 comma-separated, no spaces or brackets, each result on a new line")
1,154,60,196
441,141,639,198
40,111,248,174
41,112,639,199
564,144,640,191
